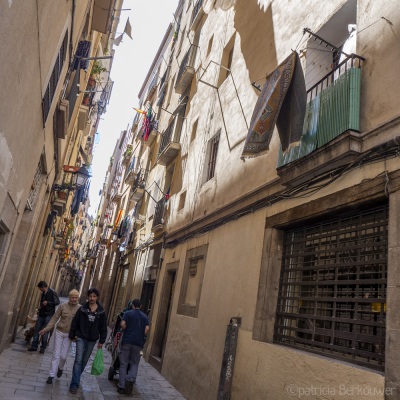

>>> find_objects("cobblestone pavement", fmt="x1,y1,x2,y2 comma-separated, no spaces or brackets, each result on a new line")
0,300,186,400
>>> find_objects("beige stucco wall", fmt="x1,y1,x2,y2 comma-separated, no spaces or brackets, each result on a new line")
233,330,385,400
0,0,95,350
144,0,400,399
166,0,400,236
155,212,265,399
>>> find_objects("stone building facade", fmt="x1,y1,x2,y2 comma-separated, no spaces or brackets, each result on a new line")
86,0,400,399
0,0,121,352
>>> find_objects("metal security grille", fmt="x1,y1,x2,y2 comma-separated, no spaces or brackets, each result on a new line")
42,31,68,123
274,204,388,371
25,161,43,210
207,131,220,181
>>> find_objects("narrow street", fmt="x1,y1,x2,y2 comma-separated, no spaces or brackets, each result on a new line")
0,299,186,400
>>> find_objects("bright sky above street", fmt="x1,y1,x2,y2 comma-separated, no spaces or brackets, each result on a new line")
88,0,179,217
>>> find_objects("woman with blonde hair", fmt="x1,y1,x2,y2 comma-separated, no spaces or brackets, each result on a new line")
39,289,81,384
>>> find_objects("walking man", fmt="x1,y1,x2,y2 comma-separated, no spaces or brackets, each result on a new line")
28,281,60,354
117,299,149,395
68,288,107,395
39,289,81,384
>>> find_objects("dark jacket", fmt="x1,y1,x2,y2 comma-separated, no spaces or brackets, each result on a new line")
69,301,107,343
38,288,60,317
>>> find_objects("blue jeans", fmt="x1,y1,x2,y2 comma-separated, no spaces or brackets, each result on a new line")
31,315,52,350
70,338,96,389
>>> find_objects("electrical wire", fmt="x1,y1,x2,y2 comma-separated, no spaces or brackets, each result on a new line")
165,142,400,248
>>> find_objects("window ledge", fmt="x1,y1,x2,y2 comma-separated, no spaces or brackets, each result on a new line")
277,130,363,188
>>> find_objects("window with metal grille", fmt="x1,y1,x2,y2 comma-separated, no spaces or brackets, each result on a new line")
274,204,388,371
42,31,68,123
205,131,220,181
25,161,44,211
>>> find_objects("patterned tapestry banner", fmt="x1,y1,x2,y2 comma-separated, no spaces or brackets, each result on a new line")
241,51,305,158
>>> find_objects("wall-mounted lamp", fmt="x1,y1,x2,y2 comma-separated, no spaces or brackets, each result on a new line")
53,165,91,192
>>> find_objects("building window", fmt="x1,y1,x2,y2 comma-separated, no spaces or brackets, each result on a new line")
218,33,235,86
177,28,186,56
25,159,45,211
166,74,176,108
303,0,357,90
177,244,208,317
178,191,186,211
42,30,68,123
190,119,198,142
274,204,387,371
204,130,220,182
206,35,213,57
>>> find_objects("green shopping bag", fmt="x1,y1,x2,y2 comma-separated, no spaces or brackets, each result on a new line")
91,348,104,376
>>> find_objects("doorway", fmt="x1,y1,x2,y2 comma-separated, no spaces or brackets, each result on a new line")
141,280,155,316
150,263,178,370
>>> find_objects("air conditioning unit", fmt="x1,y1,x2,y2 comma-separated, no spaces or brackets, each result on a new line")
56,99,70,139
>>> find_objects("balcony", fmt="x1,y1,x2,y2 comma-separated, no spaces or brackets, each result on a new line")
130,169,147,203
92,0,114,34
122,145,133,167
52,189,69,215
159,66,170,93
152,198,166,233
157,122,181,166
175,45,197,94
146,74,158,102
124,158,138,185
144,120,159,147
190,0,204,31
131,113,140,133
277,55,364,186
111,189,122,203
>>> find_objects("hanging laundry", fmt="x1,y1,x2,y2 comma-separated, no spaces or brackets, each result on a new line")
142,105,152,141
241,51,306,158
112,34,124,47
124,18,133,39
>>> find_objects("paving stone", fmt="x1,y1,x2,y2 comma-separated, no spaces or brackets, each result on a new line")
0,299,186,400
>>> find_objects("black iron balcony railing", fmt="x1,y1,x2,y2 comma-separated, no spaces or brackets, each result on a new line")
177,46,196,85
277,54,365,168
132,169,147,192
159,66,170,90
175,45,198,94
307,54,365,102
152,198,166,228
158,122,175,155
191,0,204,24
147,74,158,95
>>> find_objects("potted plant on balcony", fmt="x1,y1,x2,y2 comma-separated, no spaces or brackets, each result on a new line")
55,189,69,201
82,93,90,106
90,60,107,80
124,145,133,158
88,76,96,87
